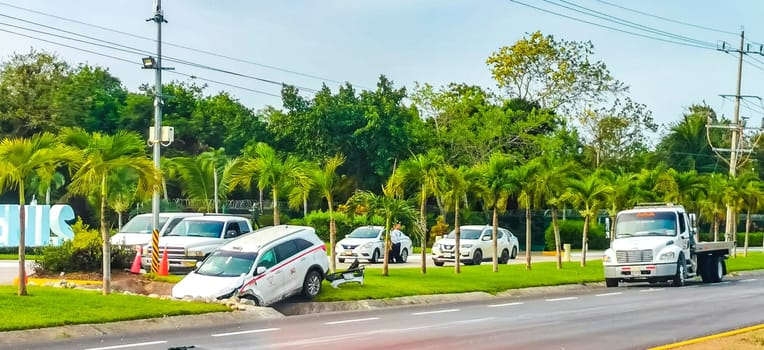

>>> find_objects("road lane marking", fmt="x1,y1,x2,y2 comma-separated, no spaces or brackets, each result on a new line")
741,278,757,282
85,341,168,350
454,317,495,324
595,292,622,297
412,308,459,315
488,302,524,307
211,327,280,337
718,281,731,285
324,317,379,325
640,288,664,292
545,297,577,302
648,323,764,349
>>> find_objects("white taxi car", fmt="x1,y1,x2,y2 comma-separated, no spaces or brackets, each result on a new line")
335,225,412,263
171,225,329,306
432,225,519,266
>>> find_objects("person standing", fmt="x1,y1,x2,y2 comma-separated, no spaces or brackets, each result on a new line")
390,223,403,263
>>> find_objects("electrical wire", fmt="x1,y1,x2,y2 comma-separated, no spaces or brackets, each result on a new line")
0,0,368,89
507,0,717,50
596,0,738,36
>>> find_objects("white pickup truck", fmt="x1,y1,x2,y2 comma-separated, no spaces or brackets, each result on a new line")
603,203,734,287
142,215,254,273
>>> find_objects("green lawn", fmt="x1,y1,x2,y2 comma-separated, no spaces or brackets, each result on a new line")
0,254,40,260
0,286,229,331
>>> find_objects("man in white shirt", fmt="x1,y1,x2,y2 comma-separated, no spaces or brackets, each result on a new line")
390,223,403,263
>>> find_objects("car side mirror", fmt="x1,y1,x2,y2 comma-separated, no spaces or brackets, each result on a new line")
195,261,203,269
255,266,266,275
604,217,611,239
482,236,491,241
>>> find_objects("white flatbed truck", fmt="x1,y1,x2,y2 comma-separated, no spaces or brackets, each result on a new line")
603,203,734,287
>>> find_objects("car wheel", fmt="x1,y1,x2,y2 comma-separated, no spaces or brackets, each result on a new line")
338,258,345,263
302,270,323,300
499,249,509,264
671,255,686,287
472,250,482,265
510,246,518,259
399,248,408,263
369,249,379,263
605,278,619,288
434,260,445,266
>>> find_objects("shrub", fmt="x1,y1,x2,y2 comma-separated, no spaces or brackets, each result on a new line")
544,219,608,250
698,232,763,247
289,211,383,243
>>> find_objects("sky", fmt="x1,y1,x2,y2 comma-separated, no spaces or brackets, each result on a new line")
2,0,764,142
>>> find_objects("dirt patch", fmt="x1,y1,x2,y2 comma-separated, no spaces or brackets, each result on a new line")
33,270,175,296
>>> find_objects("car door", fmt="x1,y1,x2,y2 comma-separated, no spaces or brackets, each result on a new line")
253,247,283,306
479,228,493,257
273,239,306,297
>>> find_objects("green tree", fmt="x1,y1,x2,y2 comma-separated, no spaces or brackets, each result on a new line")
653,105,721,173
440,165,485,273
0,132,79,296
61,128,162,295
698,173,728,242
533,155,579,269
478,152,516,272
513,161,540,270
311,154,346,273
55,64,127,134
566,172,612,267
229,143,308,226
168,149,233,213
732,172,762,256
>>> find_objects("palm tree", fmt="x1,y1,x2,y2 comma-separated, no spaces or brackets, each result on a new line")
734,173,762,256
0,132,80,296
566,172,612,267
61,128,162,295
168,149,233,213
287,161,316,217
229,143,308,226
534,155,579,269
598,168,637,242
439,165,484,274
108,168,140,230
198,148,232,213
513,161,539,271
698,173,728,242
393,150,443,274
29,171,65,204
478,152,515,272
311,154,345,273
346,180,419,276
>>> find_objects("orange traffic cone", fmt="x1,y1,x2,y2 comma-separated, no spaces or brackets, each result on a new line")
129,246,143,274
158,247,169,276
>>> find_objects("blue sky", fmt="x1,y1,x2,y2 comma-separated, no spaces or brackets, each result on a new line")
1,0,764,140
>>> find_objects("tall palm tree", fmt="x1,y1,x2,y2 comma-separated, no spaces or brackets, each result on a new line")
287,160,316,217
229,143,308,226
198,148,232,214
311,154,345,273
534,155,579,269
513,161,540,271
440,165,469,274
0,132,80,296
478,152,515,272
598,168,637,242
698,173,728,242
29,171,65,204
168,149,233,213
393,150,443,274
61,128,162,295
108,168,140,230
566,172,612,267
734,173,762,256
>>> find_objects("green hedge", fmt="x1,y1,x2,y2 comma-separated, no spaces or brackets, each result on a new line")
697,232,763,247
544,220,608,250
288,211,384,243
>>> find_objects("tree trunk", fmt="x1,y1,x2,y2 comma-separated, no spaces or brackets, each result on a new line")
118,212,123,231
45,187,51,205
383,217,390,276
328,199,336,273
17,184,27,296
713,217,720,242
303,196,308,217
454,201,461,274
492,207,499,272
213,170,219,214
744,208,751,257
272,188,280,226
525,207,532,270
162,178,168,201
101,176,111,295
581,215,590,267
420,184,427,274
552,207,562,269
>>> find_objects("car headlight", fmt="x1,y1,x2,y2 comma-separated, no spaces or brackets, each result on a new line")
659,252,675,261
188,249,205,257
602,254,610,262
461,244,472,249
362,242,374,248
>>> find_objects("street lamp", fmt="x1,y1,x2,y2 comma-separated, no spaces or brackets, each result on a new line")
142,56,156,69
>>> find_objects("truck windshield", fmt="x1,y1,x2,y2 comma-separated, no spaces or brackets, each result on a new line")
120,216,169,234
167,220,223,238
197,250,257,277
615,212,678,238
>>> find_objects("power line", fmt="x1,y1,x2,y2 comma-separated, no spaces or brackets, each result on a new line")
507,0,718,51
596,0,738,36
0,0,367,89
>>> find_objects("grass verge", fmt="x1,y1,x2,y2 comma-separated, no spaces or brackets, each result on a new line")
0,254,40,261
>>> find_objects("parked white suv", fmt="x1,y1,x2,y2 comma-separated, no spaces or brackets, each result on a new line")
336,225,413,263
110,212,202,247
142,215,253,273
432,225,519,266
172,225,329,306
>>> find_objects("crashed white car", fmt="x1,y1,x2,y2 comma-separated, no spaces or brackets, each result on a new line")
335,225,412,263
172,225,329,306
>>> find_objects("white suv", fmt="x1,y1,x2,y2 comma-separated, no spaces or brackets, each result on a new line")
336,225,413,263
432,225,519,266
110,212,202,247
172,225,329,306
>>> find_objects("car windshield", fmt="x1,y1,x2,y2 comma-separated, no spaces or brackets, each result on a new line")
616,212,678,238
166,220,223,238
196,250,257,277
348,227,380,239
120,216,169,234
445,228,482,240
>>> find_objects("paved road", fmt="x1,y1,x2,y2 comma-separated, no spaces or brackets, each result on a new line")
18,271,764,350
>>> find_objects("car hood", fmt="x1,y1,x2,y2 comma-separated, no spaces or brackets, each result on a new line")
158,236,222,248
611,236,675,251
111,233,153,247
172,272,246,299
337,238,379,247
435,238,478,246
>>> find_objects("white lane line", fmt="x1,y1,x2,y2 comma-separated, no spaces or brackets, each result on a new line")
412,308,459,315
545,297,578,302
639,288,664,292
719,281,731,285
324,317,380,325
595,292,622,297
85,341,168,350
741,278,757,282
212,327,280,337
454,317,495,324
487,302,524,308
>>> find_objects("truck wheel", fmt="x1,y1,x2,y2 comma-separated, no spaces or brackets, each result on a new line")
710,256,724,283
605,278,619,288
301,270,322,300
671,256,686,287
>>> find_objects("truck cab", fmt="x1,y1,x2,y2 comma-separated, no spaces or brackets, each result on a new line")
603,203,731,287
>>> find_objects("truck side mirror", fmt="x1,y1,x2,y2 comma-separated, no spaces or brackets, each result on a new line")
604,217,611,239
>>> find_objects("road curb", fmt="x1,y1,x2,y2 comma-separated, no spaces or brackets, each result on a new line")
647,323,764,349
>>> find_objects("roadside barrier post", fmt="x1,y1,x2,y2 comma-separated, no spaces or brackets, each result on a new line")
563,243,571,262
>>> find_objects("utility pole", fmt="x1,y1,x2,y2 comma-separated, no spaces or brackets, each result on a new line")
710,29,764,243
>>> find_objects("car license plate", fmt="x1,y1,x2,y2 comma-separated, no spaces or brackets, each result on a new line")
443,253,453,258
343,250,353,256
182,261,196,267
